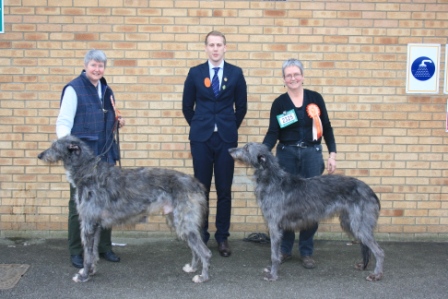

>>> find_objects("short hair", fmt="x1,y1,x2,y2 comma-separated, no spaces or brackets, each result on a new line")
282,58,304,78
84,49,107,67
205,30,226,45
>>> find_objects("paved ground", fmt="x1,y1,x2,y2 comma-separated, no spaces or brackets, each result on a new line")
0,236,447,299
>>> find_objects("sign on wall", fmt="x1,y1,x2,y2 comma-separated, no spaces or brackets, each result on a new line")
0,0,3,34
406,44,440,94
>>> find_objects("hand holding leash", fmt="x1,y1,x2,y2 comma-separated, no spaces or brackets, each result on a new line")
110,95,125,128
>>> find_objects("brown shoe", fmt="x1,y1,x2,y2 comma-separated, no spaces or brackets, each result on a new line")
301,256,316,269
217,240,231,257
280,253,292,264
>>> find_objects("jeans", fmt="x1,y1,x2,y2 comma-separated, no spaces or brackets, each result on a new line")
276,143,325,257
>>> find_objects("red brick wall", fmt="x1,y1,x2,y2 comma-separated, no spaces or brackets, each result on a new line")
1,0,447,240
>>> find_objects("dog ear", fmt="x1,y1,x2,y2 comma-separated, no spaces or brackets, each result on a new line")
257,154,267,165
67,142,81,155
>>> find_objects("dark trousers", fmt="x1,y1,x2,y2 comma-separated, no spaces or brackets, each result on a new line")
276,144,325,257
68,185,112,255
190,132,237,243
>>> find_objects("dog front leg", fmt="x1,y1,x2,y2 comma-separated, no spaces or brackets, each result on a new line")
263,227,282,281
73,223,99,283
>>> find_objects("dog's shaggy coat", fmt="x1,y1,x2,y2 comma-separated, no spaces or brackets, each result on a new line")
38,135,211,283
229,142,384,282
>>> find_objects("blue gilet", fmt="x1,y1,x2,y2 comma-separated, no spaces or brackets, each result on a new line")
61,71,118,164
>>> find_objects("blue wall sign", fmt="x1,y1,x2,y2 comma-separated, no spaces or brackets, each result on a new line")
0,0,3,34
406,44,440,94
411,56,435,81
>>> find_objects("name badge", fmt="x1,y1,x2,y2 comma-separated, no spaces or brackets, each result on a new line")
276,109,298,128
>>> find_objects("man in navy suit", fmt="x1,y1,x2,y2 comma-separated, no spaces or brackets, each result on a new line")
182,31,247,257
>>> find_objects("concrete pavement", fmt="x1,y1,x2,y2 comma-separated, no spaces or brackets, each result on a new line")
0,236,447,299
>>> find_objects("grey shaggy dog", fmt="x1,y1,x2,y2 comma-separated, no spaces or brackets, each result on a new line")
38,135,211,283
228,142,384,282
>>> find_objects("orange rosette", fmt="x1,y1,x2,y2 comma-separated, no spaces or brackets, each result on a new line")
204,77,211,88
306,103,323,141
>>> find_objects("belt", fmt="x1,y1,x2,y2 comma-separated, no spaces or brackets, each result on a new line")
281,141,311,148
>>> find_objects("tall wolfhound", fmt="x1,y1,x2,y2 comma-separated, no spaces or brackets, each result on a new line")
38,135,211,283
228,142,384,282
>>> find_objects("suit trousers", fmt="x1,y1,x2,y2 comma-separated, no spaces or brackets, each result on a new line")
190,132,237,243
68,185,113,255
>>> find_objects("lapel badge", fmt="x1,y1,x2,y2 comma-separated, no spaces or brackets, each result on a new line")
204,77,211,88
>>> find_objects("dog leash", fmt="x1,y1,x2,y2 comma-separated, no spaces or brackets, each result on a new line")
243,233,271,244
110,95,122,168
116,124,121,168
98,95,122,168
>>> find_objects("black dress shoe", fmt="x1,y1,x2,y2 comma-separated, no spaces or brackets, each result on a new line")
99,251,120,262
217,240,231,257
70,254,83,268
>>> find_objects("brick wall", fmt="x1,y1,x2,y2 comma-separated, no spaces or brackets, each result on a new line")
1,0,447,241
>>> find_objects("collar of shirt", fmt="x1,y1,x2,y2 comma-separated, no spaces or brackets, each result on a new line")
208,61,224,84
97,81,102,100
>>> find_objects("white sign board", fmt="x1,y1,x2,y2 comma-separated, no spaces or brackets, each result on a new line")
0,0,3,34
406,44,440,94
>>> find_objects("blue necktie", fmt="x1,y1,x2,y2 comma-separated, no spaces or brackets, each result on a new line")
212,67,220,98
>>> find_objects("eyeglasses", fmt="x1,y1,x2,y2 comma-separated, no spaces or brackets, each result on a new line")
284,73,302,81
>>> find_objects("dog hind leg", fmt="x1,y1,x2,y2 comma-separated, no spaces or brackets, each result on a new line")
340,213,371,270
341,202,384,281
182,253,198,273
361,238,384,281
357,243,371,270
182,232,199,273
352,226,384,281
185,232,211,283
174,193,211,283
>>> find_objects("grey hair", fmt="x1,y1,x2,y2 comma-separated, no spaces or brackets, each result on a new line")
282,58,304,78
84,49,107,67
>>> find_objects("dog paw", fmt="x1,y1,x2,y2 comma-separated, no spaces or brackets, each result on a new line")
263,273,278,282
366,273,383,282
354,262,366,270
72,273,90,283
263,274,278,281
192,275,209,283
183,263,197,273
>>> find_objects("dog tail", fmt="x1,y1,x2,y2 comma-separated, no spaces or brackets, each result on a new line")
360,243,371,270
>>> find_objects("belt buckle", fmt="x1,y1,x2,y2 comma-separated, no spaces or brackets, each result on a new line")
296,142,307,148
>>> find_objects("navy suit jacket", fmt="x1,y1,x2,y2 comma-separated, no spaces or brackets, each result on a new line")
182,61,247,143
